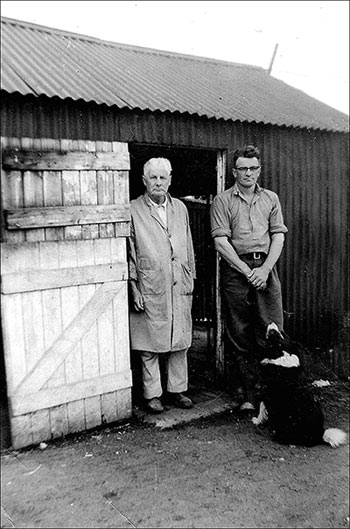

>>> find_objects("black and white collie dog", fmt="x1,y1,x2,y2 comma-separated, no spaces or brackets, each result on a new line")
252,322,347,448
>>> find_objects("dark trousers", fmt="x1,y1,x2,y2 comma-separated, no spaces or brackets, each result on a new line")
221,255,284,403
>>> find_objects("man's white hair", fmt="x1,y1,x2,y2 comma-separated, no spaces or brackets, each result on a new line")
143,157,172,176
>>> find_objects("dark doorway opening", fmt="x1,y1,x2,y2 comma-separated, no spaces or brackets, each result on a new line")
128,143,218,404
129,144,217,200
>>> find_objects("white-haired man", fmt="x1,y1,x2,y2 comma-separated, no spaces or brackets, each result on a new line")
128,158,196,413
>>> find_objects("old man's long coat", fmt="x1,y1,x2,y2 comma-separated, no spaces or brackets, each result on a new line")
128,193,196,352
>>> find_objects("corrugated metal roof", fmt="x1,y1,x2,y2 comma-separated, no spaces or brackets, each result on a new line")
1,16,348,132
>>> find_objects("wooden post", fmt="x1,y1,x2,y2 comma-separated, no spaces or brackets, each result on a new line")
215,150,226,379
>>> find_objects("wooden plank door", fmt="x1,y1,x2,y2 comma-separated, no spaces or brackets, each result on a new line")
1,137,132,449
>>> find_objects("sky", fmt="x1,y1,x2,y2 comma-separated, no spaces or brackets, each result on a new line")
1,0,349,115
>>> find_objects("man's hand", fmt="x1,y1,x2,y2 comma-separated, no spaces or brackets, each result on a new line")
130,281,144,311
247,266,269,290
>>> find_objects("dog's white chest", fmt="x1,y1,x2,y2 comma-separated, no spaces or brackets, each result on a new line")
261,351,300,368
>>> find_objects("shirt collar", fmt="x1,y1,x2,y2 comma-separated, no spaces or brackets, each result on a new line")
233,182,262,197
149,195,167,208
144,192,169,208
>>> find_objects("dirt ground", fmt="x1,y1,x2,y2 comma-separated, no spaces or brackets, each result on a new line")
1,334,349,529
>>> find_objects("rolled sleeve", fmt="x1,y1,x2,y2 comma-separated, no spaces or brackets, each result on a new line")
210,195,232,239
269,196,288,234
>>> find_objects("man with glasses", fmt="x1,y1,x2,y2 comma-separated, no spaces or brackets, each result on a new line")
210,145,288,412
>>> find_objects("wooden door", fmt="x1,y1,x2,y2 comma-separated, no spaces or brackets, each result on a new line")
1,137,132,449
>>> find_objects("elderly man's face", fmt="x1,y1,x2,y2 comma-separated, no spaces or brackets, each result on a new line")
142,167,172,204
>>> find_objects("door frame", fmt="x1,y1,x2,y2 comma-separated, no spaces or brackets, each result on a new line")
215,149,227,378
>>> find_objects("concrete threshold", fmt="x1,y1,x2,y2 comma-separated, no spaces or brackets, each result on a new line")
133,390,239,429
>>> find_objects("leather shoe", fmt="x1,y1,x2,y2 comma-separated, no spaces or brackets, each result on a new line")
146,397,164,414
170,393,193,409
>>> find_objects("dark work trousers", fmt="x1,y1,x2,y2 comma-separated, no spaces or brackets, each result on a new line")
221,255,284,404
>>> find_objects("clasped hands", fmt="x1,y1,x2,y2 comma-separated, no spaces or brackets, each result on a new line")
247,267,268,290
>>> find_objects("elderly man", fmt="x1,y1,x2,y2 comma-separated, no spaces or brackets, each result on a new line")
210,145,288,412
128,157,196,413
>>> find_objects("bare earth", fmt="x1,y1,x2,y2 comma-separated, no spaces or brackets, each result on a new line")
1,378,349,529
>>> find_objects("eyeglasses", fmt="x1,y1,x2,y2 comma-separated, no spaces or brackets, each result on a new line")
235,166,261,174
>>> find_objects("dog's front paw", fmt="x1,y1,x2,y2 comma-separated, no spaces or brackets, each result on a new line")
252,416,260,425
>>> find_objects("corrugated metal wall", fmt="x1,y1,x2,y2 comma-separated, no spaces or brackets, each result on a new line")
1,92,349,350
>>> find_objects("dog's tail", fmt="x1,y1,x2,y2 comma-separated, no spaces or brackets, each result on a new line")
323,428,347,448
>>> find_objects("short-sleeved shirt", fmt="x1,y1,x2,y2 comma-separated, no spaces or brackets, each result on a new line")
210,183,288,255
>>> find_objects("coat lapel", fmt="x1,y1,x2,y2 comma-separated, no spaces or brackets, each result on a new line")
166,194,175,235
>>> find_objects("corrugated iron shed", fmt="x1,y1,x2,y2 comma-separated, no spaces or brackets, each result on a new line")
1,16,348,133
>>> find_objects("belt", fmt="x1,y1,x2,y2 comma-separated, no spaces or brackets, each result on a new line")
240,252,266,260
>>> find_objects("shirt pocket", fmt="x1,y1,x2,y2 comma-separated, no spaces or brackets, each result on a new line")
180,263,194,295
139,258,165,295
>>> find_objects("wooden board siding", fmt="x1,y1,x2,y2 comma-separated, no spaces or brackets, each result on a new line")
2,149,130,171
0,138,132,449
5,204,130,230
1,138,130,243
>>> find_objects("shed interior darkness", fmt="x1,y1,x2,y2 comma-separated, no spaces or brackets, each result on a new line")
128,143,218,201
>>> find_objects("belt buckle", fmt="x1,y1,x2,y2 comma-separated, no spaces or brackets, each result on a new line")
253,252,261,259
